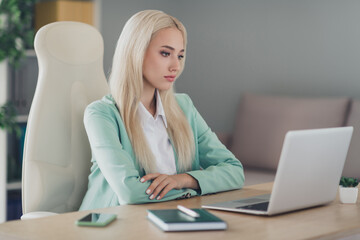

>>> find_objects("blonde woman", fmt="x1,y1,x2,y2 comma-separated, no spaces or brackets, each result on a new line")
79,10,244,210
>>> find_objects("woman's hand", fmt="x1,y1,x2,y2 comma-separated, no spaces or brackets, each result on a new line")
140,173,199,200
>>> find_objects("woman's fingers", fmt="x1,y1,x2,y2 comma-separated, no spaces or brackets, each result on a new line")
156,183,175,200
140,173,160,183
143,174,167,196
142,174,180,200
147,174,167,197
141,174,189,200
151,176,179,200
149,177,170,199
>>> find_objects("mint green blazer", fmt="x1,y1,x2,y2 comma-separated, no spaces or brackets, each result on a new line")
79,94,244,210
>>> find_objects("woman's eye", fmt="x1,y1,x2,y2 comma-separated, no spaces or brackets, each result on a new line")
178,55,184,60
161,51,170,57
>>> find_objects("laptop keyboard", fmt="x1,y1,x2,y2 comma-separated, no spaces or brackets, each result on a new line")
236,201,269,211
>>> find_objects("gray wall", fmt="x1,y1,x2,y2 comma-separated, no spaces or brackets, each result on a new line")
101,0,360,132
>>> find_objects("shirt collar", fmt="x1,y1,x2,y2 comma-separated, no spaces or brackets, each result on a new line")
138,90,168,128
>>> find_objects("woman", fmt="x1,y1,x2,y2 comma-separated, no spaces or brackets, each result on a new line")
79,10,244,210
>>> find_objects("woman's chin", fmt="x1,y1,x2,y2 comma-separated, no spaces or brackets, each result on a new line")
157,83,174,91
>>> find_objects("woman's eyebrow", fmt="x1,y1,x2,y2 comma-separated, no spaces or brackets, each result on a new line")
161,45,185,52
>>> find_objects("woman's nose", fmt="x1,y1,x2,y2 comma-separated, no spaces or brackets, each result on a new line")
169,57,180,72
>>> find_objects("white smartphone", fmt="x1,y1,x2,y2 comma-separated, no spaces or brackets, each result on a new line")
75,213,117,227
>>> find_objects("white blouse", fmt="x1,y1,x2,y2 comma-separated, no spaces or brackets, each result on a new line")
137,90,176,175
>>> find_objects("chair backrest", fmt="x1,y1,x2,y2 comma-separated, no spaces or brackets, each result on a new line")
22,21,109,214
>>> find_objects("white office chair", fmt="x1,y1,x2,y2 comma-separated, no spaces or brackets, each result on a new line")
21,21,109,219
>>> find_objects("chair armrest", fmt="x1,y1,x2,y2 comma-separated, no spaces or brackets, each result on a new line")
216,132,233,149
21,211,59,220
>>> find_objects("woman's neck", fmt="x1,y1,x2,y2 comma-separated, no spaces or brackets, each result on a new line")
141,89,157,116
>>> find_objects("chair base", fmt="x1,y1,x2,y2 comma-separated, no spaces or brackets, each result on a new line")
21,211,59,220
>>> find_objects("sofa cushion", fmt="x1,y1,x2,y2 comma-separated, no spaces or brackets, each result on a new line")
343,100,360,178
231,94,350,171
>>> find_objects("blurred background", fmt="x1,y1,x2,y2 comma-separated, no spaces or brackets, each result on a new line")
1,0,360,222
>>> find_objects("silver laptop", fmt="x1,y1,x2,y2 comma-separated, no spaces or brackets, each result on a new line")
202,126,353,216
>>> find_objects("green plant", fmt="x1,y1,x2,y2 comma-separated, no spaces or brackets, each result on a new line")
0,102,20,137
0,0,37,67
340,177,359,188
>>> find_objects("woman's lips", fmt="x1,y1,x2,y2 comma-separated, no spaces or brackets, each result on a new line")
164,75,176,82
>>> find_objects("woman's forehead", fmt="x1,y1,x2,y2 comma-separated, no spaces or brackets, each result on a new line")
149,28,184,51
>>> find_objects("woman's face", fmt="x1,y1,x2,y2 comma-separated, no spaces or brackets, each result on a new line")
142,27,184,93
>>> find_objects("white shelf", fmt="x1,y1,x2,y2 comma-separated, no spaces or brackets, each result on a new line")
0,60,9,223
7,181,22,191
25,49,36,57
16,115,28,123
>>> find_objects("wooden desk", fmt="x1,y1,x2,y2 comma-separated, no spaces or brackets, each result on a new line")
0,182,359,240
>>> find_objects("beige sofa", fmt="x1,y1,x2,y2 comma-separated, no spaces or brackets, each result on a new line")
218,93,360,186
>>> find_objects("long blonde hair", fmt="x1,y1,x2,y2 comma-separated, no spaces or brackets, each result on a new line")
109,10,195,174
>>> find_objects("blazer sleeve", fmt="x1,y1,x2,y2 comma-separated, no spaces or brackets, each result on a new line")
84,102,198,205
184,96,245,195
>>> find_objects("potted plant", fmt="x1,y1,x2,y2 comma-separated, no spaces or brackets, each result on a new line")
339,177,359,204
0,102,21,182
0,102,20,136
0,0,37,68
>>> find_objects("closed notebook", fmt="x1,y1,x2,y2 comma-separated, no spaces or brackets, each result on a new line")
147,208,227,232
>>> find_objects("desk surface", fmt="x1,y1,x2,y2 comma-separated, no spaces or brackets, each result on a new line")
0,182,360,240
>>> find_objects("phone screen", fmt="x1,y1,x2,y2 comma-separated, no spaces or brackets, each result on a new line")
76,213,117,227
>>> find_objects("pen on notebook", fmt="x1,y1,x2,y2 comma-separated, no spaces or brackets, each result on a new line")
177,205,200,218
